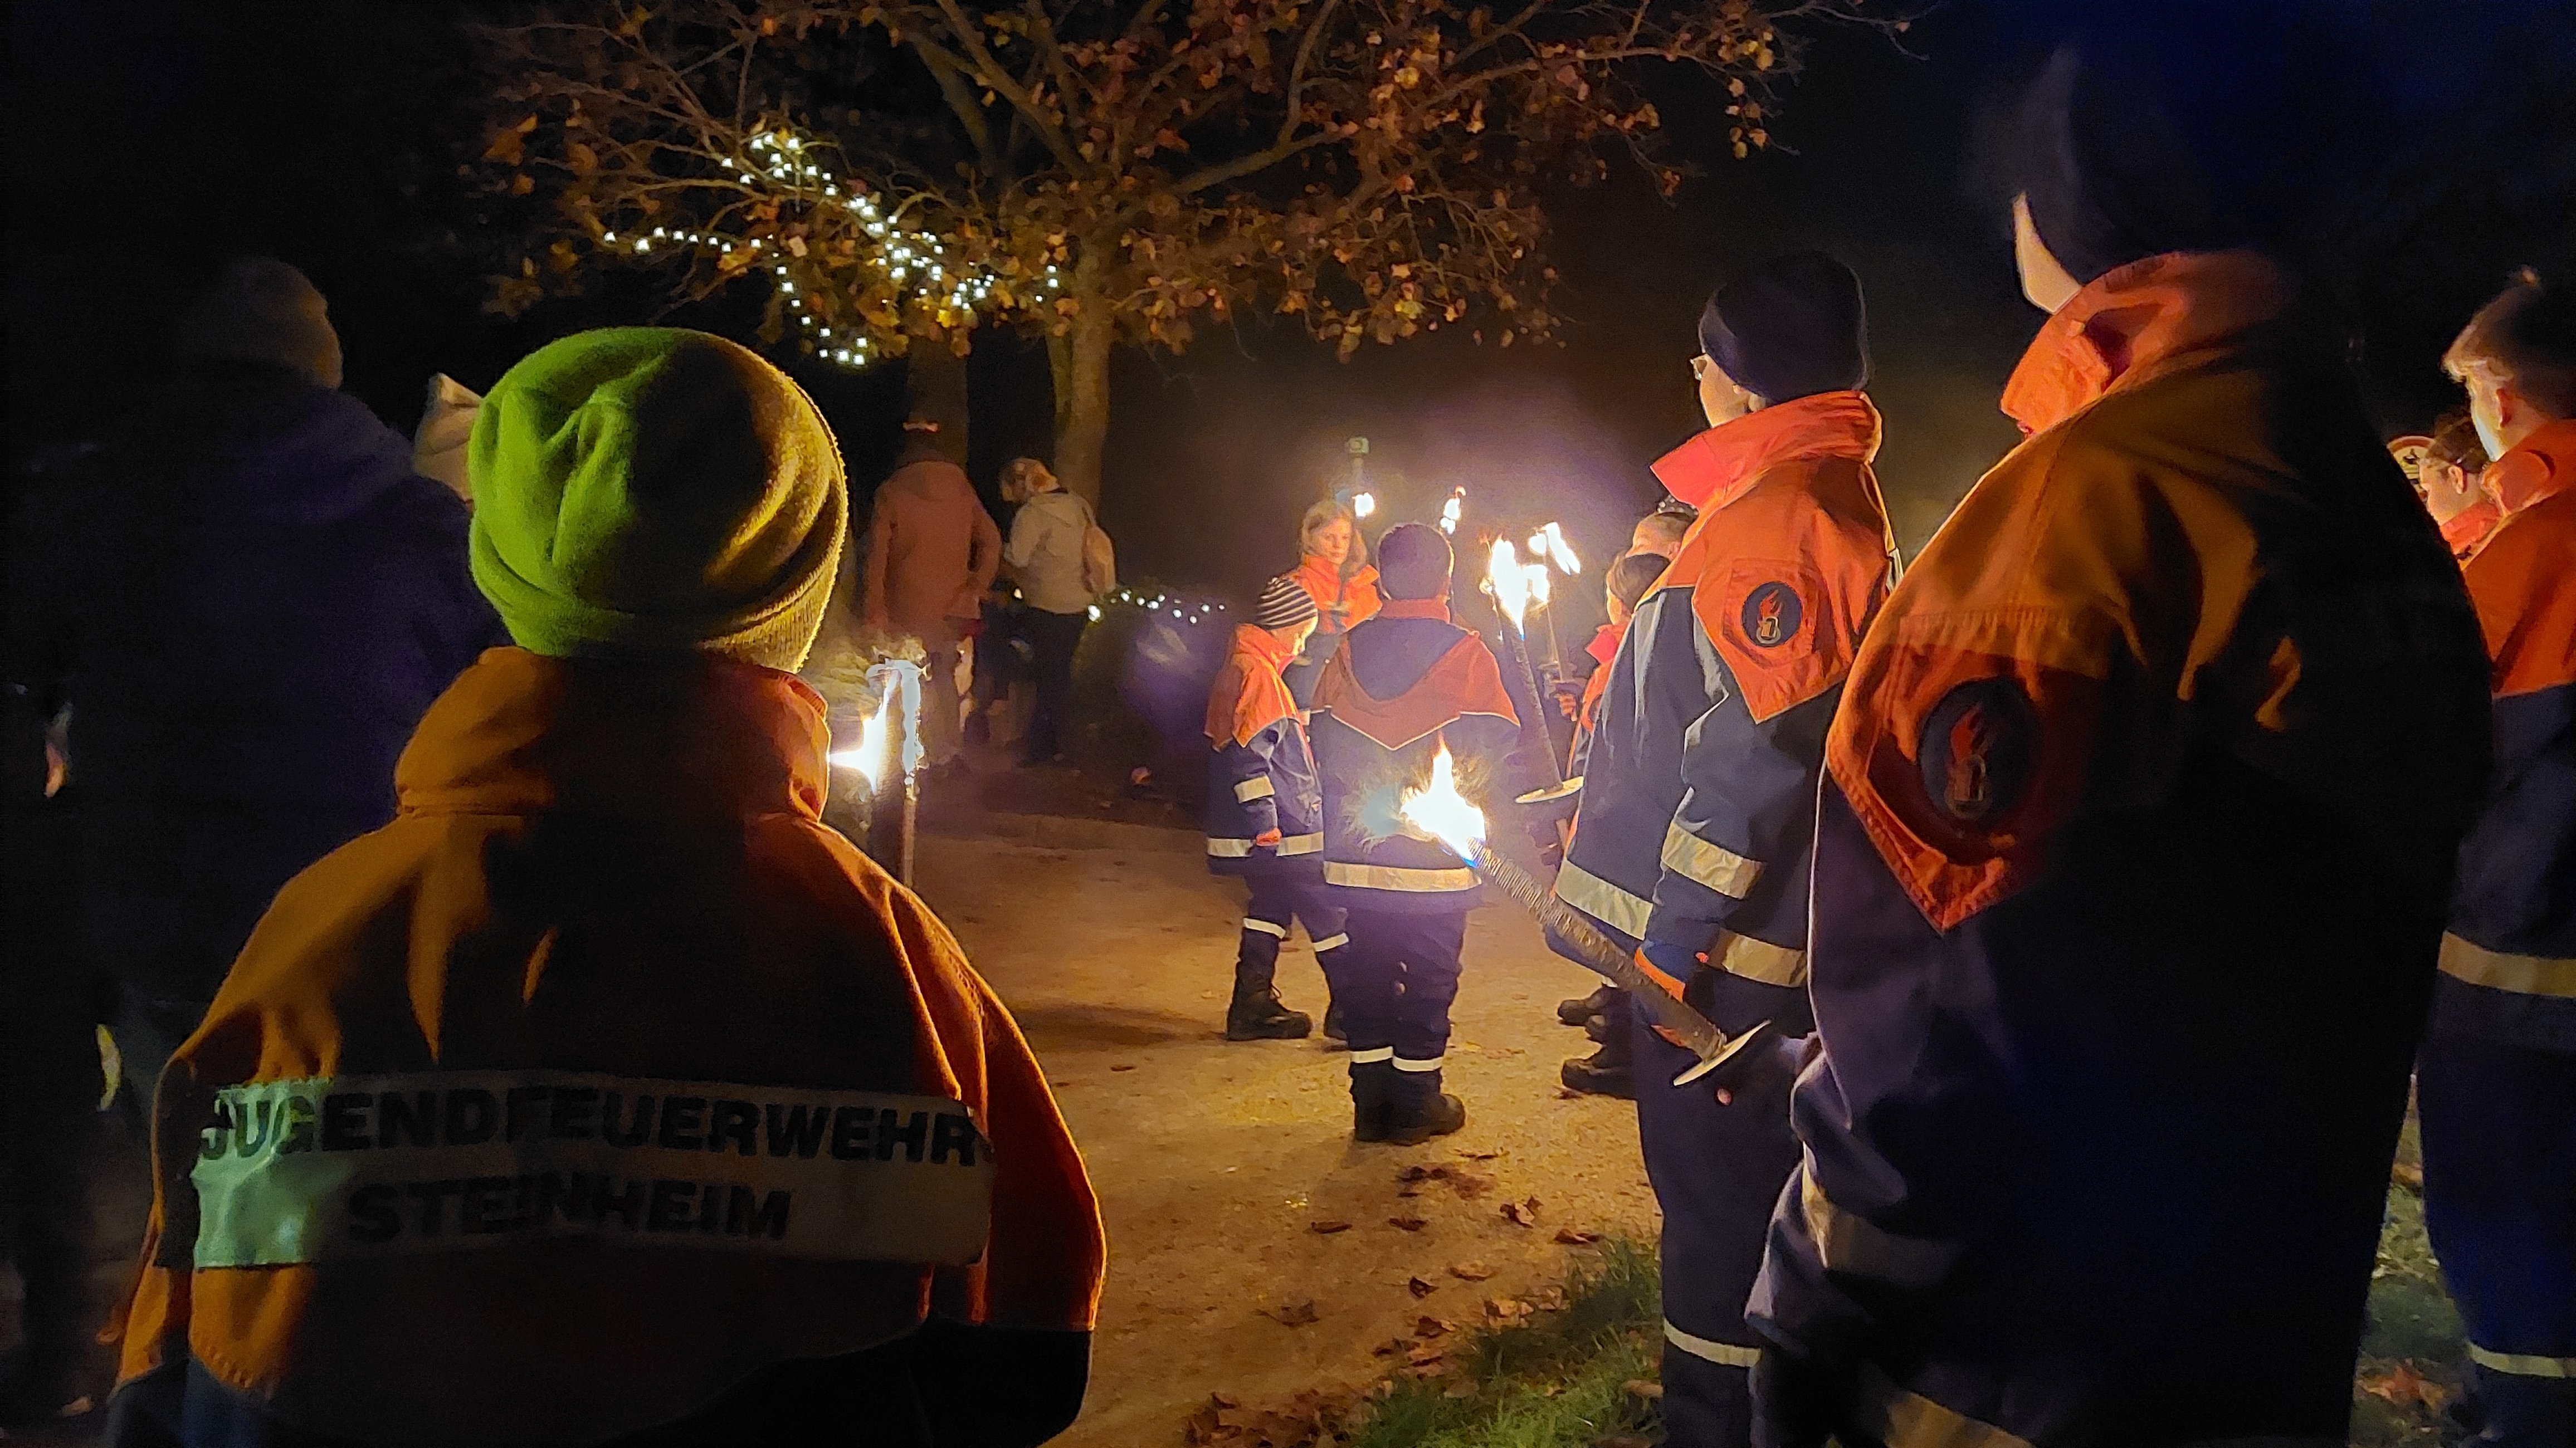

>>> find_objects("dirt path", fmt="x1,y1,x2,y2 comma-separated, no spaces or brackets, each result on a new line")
915,828,1661,1448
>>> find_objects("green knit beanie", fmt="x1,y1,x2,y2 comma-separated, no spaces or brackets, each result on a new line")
468,327,847,672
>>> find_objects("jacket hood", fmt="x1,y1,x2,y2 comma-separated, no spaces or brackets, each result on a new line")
2000,248,2293,437
1650,391,1882,514
170,375,427,525
1023,490,1088,520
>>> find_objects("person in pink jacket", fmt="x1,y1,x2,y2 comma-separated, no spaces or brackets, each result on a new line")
861,417,1002,769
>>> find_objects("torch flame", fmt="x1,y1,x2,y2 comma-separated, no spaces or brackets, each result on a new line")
1542,522,1580,575
1352,491,1377,519
1526,529,1550,560
1398,742,1486,859
1439,488,1465,535
1486,539,1530,630
1524,561,1552,608
827,690,899,789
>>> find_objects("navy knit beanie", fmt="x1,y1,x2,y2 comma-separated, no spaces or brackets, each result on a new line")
1375,524,1453,600
1253,575,1319,629
1696,252,1869,406
2013,12,2388,286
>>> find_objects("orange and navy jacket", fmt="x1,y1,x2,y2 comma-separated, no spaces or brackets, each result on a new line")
2443,494,2502,561
2437,417,2576,1049
1566,621,1626,776
1555,390,1894,1030
107,649,1105,1447
1204,624,1326,874
1310,597,1519,914
1747,253,2492,1446
1292,555,1383,644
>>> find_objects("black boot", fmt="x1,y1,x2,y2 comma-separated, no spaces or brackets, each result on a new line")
1227,986,1313,1040
1387,1090,1467,1146
1560,1046,1635,1099
1557,985,1616,1026
1322,1001,1347,1045
1351,1058,1393,1142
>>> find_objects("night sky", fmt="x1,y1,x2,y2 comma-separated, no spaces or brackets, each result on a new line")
11,1,2574,620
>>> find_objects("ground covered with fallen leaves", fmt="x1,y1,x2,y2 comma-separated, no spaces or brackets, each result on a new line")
919,825,2473,1448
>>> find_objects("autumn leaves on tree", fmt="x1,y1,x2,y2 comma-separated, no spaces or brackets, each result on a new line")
472,0,1900,502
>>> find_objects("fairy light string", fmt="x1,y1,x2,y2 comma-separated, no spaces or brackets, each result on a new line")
597,130,1060,369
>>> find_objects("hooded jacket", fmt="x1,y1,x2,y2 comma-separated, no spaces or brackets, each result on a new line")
1556,390,1894,1025
2436,417,2576,1050
1004,490,1097,617
15,365,504,1002
1749,252,2492,1446
106,649,1104,1448
862,438,1001,638
1204,624,1326,872
1310,599,1519,914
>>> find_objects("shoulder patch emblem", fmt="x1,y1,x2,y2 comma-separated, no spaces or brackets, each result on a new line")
1740,581,1803,649
1918,678,2038,826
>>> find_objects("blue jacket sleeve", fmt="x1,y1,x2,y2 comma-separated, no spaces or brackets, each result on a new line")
1217,729,1285,839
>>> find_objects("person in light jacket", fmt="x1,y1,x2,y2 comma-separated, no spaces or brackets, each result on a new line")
999,457,1097,766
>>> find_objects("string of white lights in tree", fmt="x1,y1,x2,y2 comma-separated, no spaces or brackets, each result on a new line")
598,131,1060,368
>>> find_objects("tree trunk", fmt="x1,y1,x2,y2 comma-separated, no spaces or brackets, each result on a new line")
1046,304,1112,506
904,346,971,466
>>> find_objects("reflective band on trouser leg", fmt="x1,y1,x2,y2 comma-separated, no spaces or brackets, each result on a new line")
1234,776,1276,802
1851,1362,2035,1448
1208,838,1253,857
1799,1157,1958,1288
1660,822,1763,899
1348,1048,1394,1064
1554,860,1653,940
2440,934,2576,997
1241,918,1289,938
2468,1343,2576,1378
1391,1055,1444,1073
1276,833,1324,855
1311,934,1349,952
187,1072,994,1267
1662,1319,1758,1367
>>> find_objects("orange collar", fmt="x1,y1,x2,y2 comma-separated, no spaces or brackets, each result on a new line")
2001,250,2294,437
1585,623,1622,667
1377,596,1450,622
1230,623,1297,672
395,648,831,824
1649,390,1882,514
1295,554,1368,594
2487,418,2576,518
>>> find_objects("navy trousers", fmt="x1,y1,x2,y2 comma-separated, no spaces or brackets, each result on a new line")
1633,1010,1804,1448
1236,876,1349,991
2420,1035,2576,1447
1329,909,1467,1120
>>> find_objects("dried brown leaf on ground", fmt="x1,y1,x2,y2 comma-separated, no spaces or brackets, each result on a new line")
1110,1063,1138,1072
1443,1378,1479,1398
2390,1161,2425,1193
1309,1219,1352,1234
1394,1162,1498,1198
1502,1196,1542,1226
1414,1314,1455,1337
1623,1378,1666,1401
1388,1215,1429,1231
1485,1296,1534,1326
1372,1337,1410,1357
2359,1359,2454,1411
1553,1226,1602,1245
1406,1342,1448,1366
1448,1260,1496,1281
1263,1298,1320,1326
1534,1285,1569,1312
1407,1274,1440,1298
1455,1147,1502,1160
1446,1167,1499,1198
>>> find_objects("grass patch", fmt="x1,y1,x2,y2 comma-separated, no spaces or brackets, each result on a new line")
2353,1115,2467,1447
1341,1239,1665,1448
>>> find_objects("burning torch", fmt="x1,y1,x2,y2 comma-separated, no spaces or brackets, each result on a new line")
1399,746,1767,1087
1485,540,1565,787
1438,487,1465,536
1525,522,1580,676
826,658,926,887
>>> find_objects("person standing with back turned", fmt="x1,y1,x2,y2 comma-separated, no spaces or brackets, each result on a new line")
862,414,1001,774
1745,33,2492,1448
104,328,1104,1448
2419,272,2576,1448
1551,253,1894,1446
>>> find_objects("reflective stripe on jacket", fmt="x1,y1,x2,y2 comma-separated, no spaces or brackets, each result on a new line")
109,649,1104,1446
1310,600,1519,914
1750,252,2493,1446
2438,417,2576,1048
1557,391,1892,1030
1205,625,1326,872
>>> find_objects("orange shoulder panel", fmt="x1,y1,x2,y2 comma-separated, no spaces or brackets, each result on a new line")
1683,455,1894,723
2462,489,2576,698
1314,634,1517,751
1205,652,1299,746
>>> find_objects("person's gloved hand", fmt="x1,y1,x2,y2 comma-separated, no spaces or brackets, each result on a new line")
1253,827,1283,848
1749,1345,1845,1448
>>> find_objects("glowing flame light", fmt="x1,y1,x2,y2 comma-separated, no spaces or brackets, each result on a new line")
1440,488,1465,535
827,691,898,789
1352,491,1377,520
825,658,926,790
1398,743,1486,859
1525,562,1552,608
1526,529,1550,560
1486,539,1530,631
1542,522,1580,575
